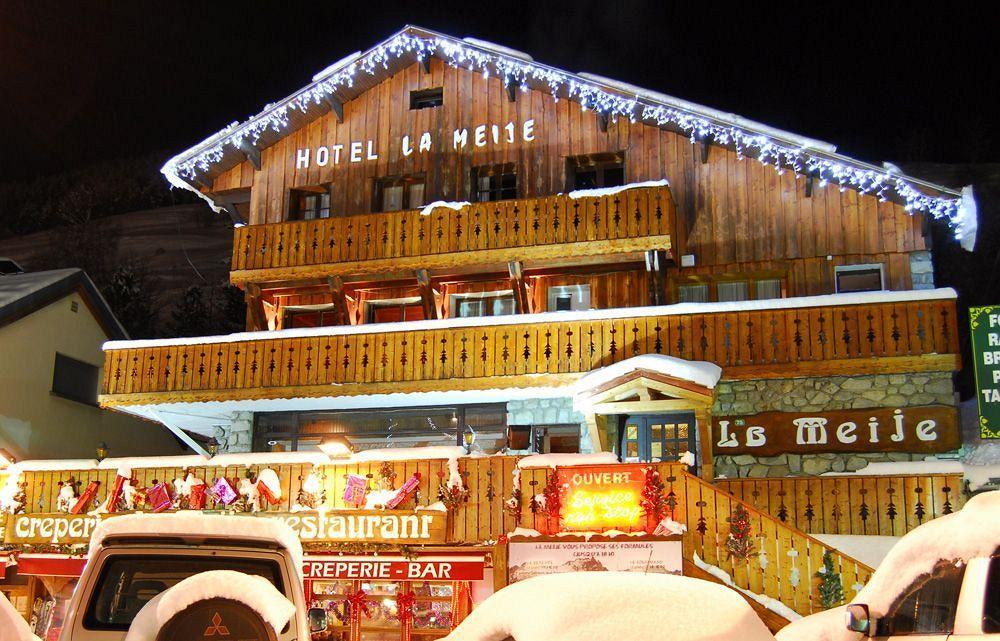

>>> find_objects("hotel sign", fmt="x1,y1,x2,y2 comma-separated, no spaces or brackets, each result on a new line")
713,405,959,457
970,306,1000,439
4,510,446,545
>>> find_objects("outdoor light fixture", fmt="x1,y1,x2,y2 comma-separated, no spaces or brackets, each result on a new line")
318,435,353,459
96,442,108,461
207,437,219,457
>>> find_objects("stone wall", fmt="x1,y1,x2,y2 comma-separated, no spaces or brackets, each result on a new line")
505,397,591,453
216,411,254,454
712,371,957,478
910,250,935,290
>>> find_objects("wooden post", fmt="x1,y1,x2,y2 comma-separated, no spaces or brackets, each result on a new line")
415,269,439,320
244,283,268,331
327,276,350,325
695,408,714,480
645,249,667,306
508,261,530,314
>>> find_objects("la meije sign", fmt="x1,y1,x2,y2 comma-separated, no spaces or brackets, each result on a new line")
970,306,1000,439
713,405,959,457
295,119,536,168
557,465,645,532
4,510,446,545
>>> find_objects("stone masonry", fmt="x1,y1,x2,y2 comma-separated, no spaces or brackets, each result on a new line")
216,411,254,453
712,371,957,478
909,250,935,290
505,397,591,453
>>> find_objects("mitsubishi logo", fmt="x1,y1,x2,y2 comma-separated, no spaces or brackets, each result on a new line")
204,612,230,637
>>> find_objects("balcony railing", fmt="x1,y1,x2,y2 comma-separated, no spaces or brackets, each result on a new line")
229,184,674,284
100,291,958,405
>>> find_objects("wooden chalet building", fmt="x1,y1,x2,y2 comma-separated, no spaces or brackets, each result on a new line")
0,25,981,639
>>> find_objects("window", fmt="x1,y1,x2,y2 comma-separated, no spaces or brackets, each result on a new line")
451,291,516,318
410,87,443,110
309,578,456,638
677,283,709,303
547,284,591,312
985,556,1000,633
471,163,517,202
289,187,331,220
566,152,626,190
284,305,341,329
716,281,749,302
755,278,783,300
835,264,884,293
620,414,696,464
85,555,283,630
365,298,425,324
877,561,965,635
52,353,99,405
374,174,426,212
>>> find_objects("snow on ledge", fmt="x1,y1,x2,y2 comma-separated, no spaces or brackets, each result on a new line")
462,37,533,61
567,178,669,200
9,459,100,472
312,51,361,82
693,553,802,622
124,570,295,641
574,354,723,401
97,455,211,470
103,288,958,351
419,200,470,216
516,452,619,469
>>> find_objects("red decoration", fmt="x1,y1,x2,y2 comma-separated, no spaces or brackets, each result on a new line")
386,472,421,509
188,483,207,510
539,472,562,534
71,481,100,514
343,474,369,507
347,589,371,639
146,482,172,513
105,473,129,513
640,467,668,533
257,481,280,506
210,477,238,506
397,590,415,641
450,581,473,630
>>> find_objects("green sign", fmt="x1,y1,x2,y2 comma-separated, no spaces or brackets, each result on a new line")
970,306,1000,439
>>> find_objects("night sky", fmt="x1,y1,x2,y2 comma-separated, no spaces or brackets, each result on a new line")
1,2,995,181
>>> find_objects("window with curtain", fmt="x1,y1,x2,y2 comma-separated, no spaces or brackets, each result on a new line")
677,283,709,303
471,163,517,202
289,188,331,220
716,281,749,302
450,292,516,318
754,278,783,300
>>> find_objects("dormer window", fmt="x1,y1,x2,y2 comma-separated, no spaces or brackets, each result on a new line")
410,88,443,110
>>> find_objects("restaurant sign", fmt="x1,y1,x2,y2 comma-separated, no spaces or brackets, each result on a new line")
4,509,446,545
713,405,959,456
303,556,484,581
557,465,646,532
970,306,1000,439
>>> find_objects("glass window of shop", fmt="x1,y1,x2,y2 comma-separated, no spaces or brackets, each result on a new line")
253,405,508,454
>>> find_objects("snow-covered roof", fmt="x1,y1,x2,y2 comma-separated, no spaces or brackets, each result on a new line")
443,571,775,641
105,287,958,351
124,570,295,641
161,25,976,250
574,354,723,396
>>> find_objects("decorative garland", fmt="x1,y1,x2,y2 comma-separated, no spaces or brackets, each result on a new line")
640,467,668,525
163,28,970,241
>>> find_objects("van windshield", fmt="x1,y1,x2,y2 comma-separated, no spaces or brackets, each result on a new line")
83,554,285,630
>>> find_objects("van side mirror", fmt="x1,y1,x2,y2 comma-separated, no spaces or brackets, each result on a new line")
845,603,872,635
308,607,328,633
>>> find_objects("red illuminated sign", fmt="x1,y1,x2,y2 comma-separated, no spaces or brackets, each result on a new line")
557,465,646,532
302,557,484,581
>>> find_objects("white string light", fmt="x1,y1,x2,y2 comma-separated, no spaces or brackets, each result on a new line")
163,30,970,242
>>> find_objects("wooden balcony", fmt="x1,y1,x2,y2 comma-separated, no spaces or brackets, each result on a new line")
100,292,959,407
229,185,674,285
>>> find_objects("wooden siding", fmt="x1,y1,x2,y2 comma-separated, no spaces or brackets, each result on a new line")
5,460,885,616
101,296,959,405
230,185,673,284
717,473,966,536
213,59,928,286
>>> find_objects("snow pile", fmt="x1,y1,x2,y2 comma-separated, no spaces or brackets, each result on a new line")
693,554,801,622
821,457,1000,491
89,512,303,577
256,468,282,500
812,535,900,568
443,572,774,641
416,501,448,513
124,570,295,641
364,489,399,509
567,179,669,200
679,451,696,467
774,607,845,641
0,591,39,641
97,455,210,470
508,527,542,538
957,185,978,251
516,453,619,469
420,200,470,216
574,354,723,403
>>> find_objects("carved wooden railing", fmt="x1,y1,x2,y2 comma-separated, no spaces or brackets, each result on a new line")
716,473,967,536
100,295,959,405
230,185,674,283
7,458,872,616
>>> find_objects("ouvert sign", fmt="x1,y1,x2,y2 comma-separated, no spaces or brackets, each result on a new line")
3,509,447,545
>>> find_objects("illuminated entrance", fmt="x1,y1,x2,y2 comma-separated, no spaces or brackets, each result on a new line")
620,413,697,465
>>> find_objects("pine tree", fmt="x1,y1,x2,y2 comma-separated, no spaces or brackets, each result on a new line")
816,550,845,609
167,285,213,337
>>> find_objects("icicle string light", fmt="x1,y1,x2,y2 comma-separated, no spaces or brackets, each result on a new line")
163,29,971,242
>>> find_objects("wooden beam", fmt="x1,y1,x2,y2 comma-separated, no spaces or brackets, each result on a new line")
218,200,246,226
597,112,609,133
506,81,517,103
415,269,439,319
701,138,711,164
327,276,351,325
421,56,432,74
323,95,344,123
508,261,530,314
645,249,667,305
146,409,211,457
589,399,702,415
235,139,261,170
804,174,814,198
193,175,214,191
244,283,268,331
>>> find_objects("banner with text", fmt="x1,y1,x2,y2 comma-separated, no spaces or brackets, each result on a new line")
971,306,1000,439
507,540,682,583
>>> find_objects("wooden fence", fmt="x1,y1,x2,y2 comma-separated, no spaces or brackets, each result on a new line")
100,296,958,405
716,473,966,536
230,185,675,283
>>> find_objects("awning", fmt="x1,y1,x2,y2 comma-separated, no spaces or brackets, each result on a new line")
16,554,87,578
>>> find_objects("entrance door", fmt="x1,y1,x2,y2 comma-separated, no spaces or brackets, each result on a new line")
620,413,697,464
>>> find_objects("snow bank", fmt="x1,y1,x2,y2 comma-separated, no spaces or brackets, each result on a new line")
0,591,39,641
104,288,958,350
774,606,846,641
693,554,801,622
89,512,303,577
516,453,619,469
443,572,774,641
420,200,470,216
820,458,963,477
567,179,670,200
124,570,295,641
573,354,723,401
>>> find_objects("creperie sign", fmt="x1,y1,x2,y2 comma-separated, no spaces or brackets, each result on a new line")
557,465,646,531
303,557,484,581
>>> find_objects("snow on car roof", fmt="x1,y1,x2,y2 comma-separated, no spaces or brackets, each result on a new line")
443,571,774,641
